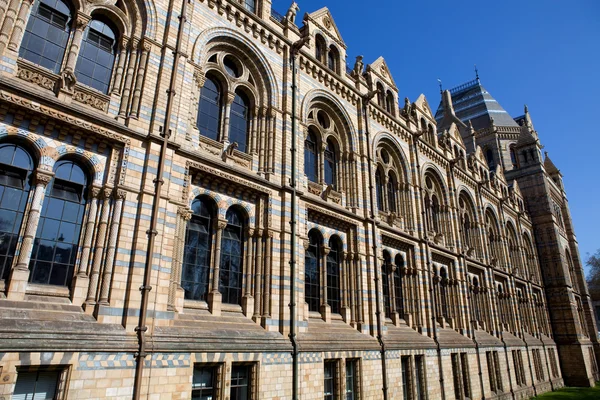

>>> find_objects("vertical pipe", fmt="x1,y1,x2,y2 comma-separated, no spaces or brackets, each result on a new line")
361,91,388,400
132,0,187,396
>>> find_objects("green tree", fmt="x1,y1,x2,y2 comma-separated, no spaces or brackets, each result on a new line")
587,249,600,300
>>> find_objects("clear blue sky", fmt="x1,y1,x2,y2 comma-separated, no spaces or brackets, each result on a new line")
273,0,600,274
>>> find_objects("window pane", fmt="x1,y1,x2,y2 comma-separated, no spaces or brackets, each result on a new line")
197,78,221,141
19,2,70,73
230,365,250,400
74,21,117,94
29,161,86,287
183,198,213,301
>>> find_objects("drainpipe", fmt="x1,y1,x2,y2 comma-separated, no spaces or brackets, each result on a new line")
132,0,188,397
361,90,388,400
289,34,309,400
412,130,446,400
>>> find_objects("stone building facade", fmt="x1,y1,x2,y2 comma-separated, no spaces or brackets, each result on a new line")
0,0,597,398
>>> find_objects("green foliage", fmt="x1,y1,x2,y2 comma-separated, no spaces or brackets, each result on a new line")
531,383,600,400
587,249,600,301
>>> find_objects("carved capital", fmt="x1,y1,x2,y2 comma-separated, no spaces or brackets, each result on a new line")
178,206,192,221
34,170,54,186
141,38,152,52
114,188,127,200
217,218,229,230
90,185,103,199
226,92,236,105
246,227,255,237
102,187,113,199
266,230,274,239
120,36,130,50
130,37,140,50
322,246,331,256
254,228,264,238
193,68,206,88
75,13,91,31
302,238,310,250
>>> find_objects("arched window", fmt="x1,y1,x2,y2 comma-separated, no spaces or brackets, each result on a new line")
431,194,440,233
29,160,87,286
327,236,342,314
394,254,404,317
324,139,337,188
375,169,384,212
0,144,34,281
19,0,72,73
463,214,471,248
387,172,397,213
385,91,394,115
510,145,517,167
382,251,392,318
439,267,449,320
229,91,250,152
182,197,214,301
244,0,256,13
485,148,495,170
328,46,339,73
75,19,118,94
315,35,325,63
219,207,244,305
377,83,385,107
305,229,321,312
304,131,318,182
197,77,222,142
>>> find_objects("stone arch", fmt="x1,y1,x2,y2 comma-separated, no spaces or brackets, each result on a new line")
301,89,357,153
373,132,411,184
87,5,131,38
422,164,449,204
192,27,279,109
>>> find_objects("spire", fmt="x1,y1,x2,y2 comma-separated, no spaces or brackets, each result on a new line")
475,64,480,83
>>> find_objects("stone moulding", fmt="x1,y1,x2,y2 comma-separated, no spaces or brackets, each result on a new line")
73,85,110,112
16,59,58,91
0,90,130,145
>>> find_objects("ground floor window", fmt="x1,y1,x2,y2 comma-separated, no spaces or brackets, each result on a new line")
230,365,252,400
192,364,221,400
512,350,526,386
345,359,360,400
13,366,69,400
324,360,337,400
486,351,503,393
451,352,471,400
548,348,559,378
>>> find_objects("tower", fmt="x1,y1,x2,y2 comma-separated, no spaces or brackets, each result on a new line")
436,78,600,386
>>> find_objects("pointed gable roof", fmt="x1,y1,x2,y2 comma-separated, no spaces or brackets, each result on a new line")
414,94,434,120
307,7,346,49
368,56,397,89
435,79,518,131
515,124,539,148
544,152,561,176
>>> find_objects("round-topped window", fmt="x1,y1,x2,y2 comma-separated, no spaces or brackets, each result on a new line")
317,110,330,129
223,55,241,78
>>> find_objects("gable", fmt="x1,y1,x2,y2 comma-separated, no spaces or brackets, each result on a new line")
369,56,397,89
307,7,346,49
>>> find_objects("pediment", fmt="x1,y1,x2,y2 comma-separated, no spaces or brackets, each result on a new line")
448,123,466,149
474,145,486,165
494,164,507,184
414,94,434,121
307,7,346,49
369,56,397,89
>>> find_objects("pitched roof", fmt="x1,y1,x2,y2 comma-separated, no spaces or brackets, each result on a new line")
435,79,518,131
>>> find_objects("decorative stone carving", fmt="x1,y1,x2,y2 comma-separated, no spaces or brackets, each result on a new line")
308,181,322,196
73,88,109,111
16,64,56,91
283,2,299,24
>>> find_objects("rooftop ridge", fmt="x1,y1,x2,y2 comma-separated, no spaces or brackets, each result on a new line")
449,79,480,94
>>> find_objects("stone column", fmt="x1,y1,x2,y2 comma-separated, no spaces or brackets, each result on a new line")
57,13,90,95
7,0,33,51
111,37,130,95
340,251,351,322
221,92,235,143
6,170,53,300
262,230,273,320
168,207,191,311
208,217,228,316
98,189,126,305
319,143,326,185
267,108,276,174
243,227,255,317
118,37,139,118
0,0,22,55
85,188,112,308
257,107,265,172
321,245,331,322
129,39,151,118
70,185,101,304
